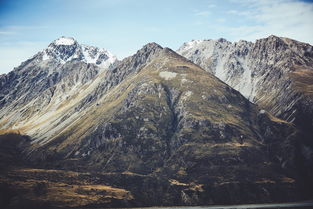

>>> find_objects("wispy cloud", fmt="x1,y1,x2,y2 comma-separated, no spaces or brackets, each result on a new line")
224,0,313,44
0,31,16,35
3,25,48,30
216,18,226,22
0,25,48,36
226,9,251,16
194,10,211,17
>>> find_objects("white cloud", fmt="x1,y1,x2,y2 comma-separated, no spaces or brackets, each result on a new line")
226,9,238,14
226,9,252,16
216,18,226,22
1,25,48,31
194,11,211,17
0,31,16,35
225,0,313,44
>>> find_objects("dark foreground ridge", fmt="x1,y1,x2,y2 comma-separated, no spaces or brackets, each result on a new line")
129,201,313,209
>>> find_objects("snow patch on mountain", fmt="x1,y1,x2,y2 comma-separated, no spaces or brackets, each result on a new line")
42,51,49,61
179,40,203,51
81,45,117,67
40,37,117,67
54,37,75,45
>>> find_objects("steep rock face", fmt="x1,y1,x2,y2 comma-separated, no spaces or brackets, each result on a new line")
78,42,164,106
0,43,164,146
42,37,117,66
177,36,313,114
0,37,117,143
177,36,313,168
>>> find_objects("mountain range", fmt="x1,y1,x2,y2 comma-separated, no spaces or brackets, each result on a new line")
0,36,312,208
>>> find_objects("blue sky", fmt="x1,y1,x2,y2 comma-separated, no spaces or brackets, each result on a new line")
0,0,313,74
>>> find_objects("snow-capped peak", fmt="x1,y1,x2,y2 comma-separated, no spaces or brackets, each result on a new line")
41,37,117,68
179,40,204,51
54,37,75,46
81,44,117,67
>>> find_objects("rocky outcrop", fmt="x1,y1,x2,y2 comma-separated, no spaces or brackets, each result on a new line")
0,37,117,143
177,36,313,174
177,36,313,119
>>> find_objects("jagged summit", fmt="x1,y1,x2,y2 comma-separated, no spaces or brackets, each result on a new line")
217,38,228,43
178,35,313,100
141,42,163,50
177,35,313,162
116,42,164,71
0,36,118,120
41,36,117,67
53,36,76,46
264,34,295,42
178,36,292,53
133,42,163,58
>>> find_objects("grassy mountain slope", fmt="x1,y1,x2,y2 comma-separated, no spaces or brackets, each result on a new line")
0,44,311,208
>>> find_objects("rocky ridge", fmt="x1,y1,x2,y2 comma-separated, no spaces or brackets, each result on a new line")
0,37,117,144
177,36,313,168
